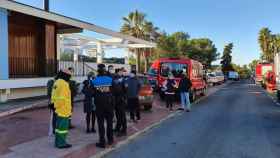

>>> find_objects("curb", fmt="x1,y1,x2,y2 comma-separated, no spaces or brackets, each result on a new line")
0,98,83,118
90,82,229,158
0,100,48,118
261,86,280,106
91,111,182,158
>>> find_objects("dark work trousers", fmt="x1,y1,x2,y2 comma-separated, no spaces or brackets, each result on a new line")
86,111,96,131
115,96,127,133
128,98,140,121
165,93,175,110
96,108,114,144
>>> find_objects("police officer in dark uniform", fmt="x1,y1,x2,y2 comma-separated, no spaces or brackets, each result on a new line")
91,64,114,148
112,68,127,137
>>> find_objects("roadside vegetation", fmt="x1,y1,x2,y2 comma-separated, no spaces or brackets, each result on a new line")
120,10,219,72
121,10,253,79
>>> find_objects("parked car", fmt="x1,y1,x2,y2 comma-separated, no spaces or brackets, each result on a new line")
138,75,154,111
147,58,207,102
228,71,239,81
207,72,224,86
215,71,225,83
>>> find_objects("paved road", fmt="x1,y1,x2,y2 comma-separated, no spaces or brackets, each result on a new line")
105,81,280,158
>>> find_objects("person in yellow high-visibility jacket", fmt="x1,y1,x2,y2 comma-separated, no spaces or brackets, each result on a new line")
51,69,72,149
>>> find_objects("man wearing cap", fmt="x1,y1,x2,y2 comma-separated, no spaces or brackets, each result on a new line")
112,68,127,136
91,64,114,148
51,69,72,149
125,70,142,122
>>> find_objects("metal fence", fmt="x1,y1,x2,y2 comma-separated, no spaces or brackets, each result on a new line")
9,57,56,78
9,57,130,78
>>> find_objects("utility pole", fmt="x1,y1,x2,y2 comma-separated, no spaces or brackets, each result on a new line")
44,0,49,11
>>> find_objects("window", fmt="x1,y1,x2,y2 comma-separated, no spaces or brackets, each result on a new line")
148,68,158,76
160,62,188,78
192,63,203,78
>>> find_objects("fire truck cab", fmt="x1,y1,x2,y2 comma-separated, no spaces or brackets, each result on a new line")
147,58,207,102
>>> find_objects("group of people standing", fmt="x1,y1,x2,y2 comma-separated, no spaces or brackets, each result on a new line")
162,71,192,112
49,64,142,149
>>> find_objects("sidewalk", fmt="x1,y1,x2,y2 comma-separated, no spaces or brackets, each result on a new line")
0,95,83,118
0,82,230,158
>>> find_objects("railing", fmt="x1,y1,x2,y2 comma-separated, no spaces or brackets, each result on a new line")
59,61,131,76
9,57,56,78
8,57,130,78
58,61,97,76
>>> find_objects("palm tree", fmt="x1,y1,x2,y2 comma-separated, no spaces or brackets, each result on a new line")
258,28,272,62
121,10,159,72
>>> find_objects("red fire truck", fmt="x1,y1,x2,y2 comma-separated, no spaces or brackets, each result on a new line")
147,58,207,102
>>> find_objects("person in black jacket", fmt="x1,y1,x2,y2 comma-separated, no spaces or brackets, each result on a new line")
91,64,114,148
82,72,96,133
125,70,142,122
163,74,176,111
178,74,192,112
112,68,127,136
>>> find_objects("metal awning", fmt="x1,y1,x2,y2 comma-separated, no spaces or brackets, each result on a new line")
0,0,156,47
61,34,155,50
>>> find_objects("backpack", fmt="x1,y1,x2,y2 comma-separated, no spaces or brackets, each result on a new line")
47,79,54,98
47,79,55,110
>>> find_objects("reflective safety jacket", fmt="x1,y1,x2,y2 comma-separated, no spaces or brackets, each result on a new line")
51,79,72,117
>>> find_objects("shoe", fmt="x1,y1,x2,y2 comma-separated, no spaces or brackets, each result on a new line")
96,142,106,148
86,129,90,133
58,144,72,149
178,108,184,111
186,109,190,112
108,140,114,146
91,128,96,133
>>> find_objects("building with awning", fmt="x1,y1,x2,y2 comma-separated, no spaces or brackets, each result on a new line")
0,0,156,102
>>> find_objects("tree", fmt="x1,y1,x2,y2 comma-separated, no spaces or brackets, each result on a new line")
155,32,189,58
184,38,219,69
258,28,273,62
269,34,280,58
221,43,234,74
155,32,219,69
121,10,159,72
232,64,251,79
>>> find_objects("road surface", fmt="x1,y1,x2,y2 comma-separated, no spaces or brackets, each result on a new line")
105,81,280,158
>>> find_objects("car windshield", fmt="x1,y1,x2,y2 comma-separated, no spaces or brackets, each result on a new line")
160,62,187,78
215,72,224,76
147,67,158,76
